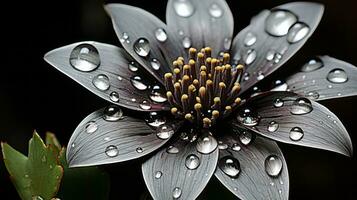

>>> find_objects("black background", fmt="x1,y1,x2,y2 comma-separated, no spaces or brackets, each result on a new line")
1,0,357,199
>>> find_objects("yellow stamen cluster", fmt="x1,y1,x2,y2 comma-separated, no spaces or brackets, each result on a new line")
165,47,244,128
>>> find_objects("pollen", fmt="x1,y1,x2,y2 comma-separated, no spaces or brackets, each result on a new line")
164,47,244,128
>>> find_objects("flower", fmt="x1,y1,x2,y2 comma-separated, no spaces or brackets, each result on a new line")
44,0,355,199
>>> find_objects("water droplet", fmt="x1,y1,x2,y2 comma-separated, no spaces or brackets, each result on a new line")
306,91,319,100
196,134,218,154
266,50,275,61
130,76,148,90
155,171,162,179
267,121,279,132
218,141,228,150
146,112,166,127
271,80,288,91
231,143,241,151
185,154,200,170
274,53,283,64
109,91,120,102
41,155,46,162
32,196,44,200
265,10,297,36
149,85,167,103
119,32,130,43
156,125,174,140
244,32,257,47
85,121,98,133
117,76,123,81
136,147,143,153
172,187,182,199
155,28,168,42
239,131,253,145
24,174,29,178
237,108,259,126
301,59,323,72
273,98,284,108
327,68,348,83
218,156,241,178
92,74,110,91
70,43,100,72
150,58,161,71
103,105,123,121
244,49,257,65
173,0,195,17
209,3,223,18
291,97,313,115
140,100,152,110
243,72,250,81
287,22,310,43
166,146,179,154
224,37,232,50
182,36,192,48
104,137,111,141
105,145,119,157
128,61,139,72
289,127,304,141
265,155,283,177
257,71,265,80
133,38,150,57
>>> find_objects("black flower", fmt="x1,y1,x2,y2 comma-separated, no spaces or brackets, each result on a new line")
44,1,355,199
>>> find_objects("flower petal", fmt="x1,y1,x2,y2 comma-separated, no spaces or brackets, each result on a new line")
285,56,357,101
231,2,324,94
105,4,185,82
44,41,169,112
142,138,219,200
234,91,353,156
215,132,289,200
166,0,234,57
66,106,181,167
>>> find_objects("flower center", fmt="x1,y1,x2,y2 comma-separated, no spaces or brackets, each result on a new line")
164,47,244,128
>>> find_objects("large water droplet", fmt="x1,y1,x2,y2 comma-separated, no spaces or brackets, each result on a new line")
146,112,166,127
244,49,257,65
265,155,283,177
218,141,228,150
130,76,148,90
150,58,161,71
70,43,100,72
182,36,192,49
85,121,98,134
166,145,179,154
301,59,323,72
289,127,304,141
239,131,253,146
172,187,182,199
196,134,218,154
157,125,174,140
155,28,168,42
237,108,259,126
139,100,152,110
105,145,119,157
109,91,120,102
327,68,348,83
103,105,123,121
244,32,257,47
287,22,310,43
136,147,143,153
291,97,313,115
273,98,284,108
185,154,200,170
128,61,139,72
218,156,241,178
173,0,195,17
209,3,223,18
133,38,150,57
155,171,162,179
306,91,320,100
265,10,297,36
267,121,279,132
149,85,167,103
92,74,110,91
231,143,241,152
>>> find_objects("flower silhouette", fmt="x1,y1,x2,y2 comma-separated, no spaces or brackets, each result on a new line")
44,1,355,199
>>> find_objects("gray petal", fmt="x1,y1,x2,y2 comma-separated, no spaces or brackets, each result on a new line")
285,56,357,101
142,138,219,200
166,0,234,57
231,2,324,94
215,133,289,200
44,41,169,112
234,91,353,156
66,107,181,167
105,4,185,82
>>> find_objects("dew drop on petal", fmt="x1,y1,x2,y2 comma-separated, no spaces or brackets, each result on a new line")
92,74,110,91
301,59,323,72
185,154,200,170
172,187,182,199
218,141,228,150
136,147,143,153
149,85,167,103
306,91,320,100
218,156,241,179
265,10,297,36
237,108,259,126
139,100,152,110
224,37,232,50
290,97,313,115
133,38,150,57
146,112,166,127
196,134,218,154
239,131,253,146
156,125,174,140
155,28,168,42
166,146,179,154
103,105,123,122
128,61,139,72
265,155,283,177
109,91,120,102
244,49,257,65
155,171,162,179
231,143,241,152
182,36,192,49
289,127,304,141
173,0,195,17
267,121,279,132
150,58,161,71
327,68,348,83
273,98,284,108
70,43,100,72
130,76,148,90
105,145,119,157
85,121,98,134
266,50,275,61
209,3,223,18
244,32,257,47
287,22,310,43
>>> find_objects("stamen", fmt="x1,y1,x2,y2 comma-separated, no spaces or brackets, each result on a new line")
183,65,190,76
173,68,181,82
203,117,211,128
164,73,174,92
182,75,190,94
199,87,207,108
223,53,230,65
181,94,189,113
185,113,194,123
189,48,197,60
194,103,202,123
174,82,182,103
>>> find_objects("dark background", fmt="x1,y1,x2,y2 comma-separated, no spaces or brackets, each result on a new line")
1,0,356,199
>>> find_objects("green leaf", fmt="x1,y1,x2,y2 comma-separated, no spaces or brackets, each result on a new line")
1,131,63,200
57,147,110,200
